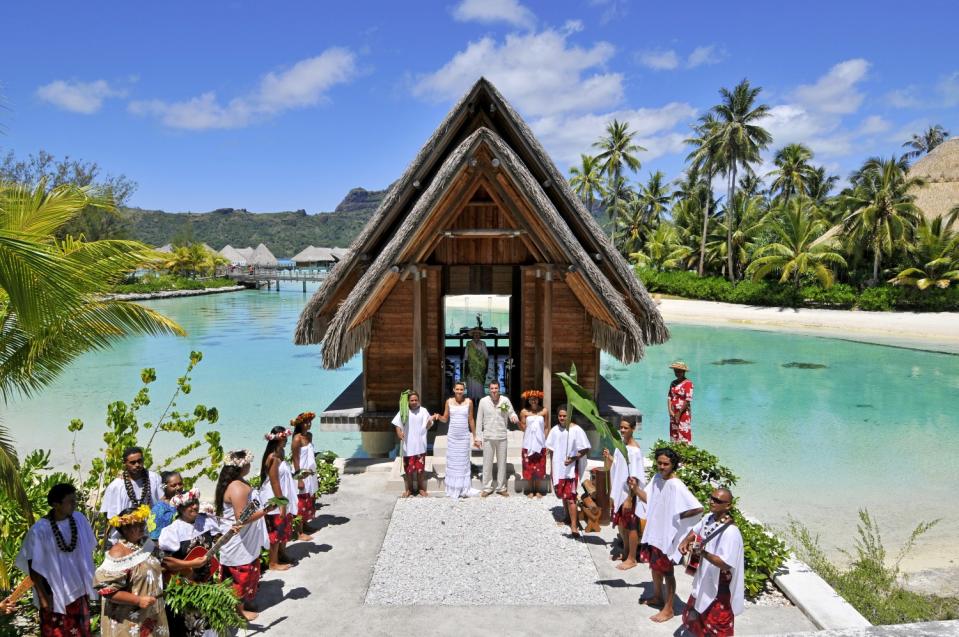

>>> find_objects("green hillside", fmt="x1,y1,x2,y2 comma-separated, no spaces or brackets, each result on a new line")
125,187,387,257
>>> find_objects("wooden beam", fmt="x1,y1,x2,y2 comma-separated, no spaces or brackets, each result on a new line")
412,266,423,399
440,228,527,238
542,266,553,415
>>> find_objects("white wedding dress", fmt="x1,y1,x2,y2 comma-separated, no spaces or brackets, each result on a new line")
444,399,477,498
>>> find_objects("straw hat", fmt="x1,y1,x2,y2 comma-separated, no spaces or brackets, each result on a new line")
669,361,689,371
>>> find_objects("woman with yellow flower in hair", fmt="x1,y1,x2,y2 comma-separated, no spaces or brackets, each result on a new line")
94,505,169,636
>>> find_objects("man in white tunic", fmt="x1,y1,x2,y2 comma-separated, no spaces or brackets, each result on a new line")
476,380,518,497
391,390,435,497
544,408,591,537
637,447,703,623
679,488,744,636
100,446,162,545
15,483,96,636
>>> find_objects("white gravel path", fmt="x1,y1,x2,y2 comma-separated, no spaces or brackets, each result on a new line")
365,496,609,606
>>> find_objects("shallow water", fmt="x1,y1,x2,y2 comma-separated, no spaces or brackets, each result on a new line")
3,287,957,563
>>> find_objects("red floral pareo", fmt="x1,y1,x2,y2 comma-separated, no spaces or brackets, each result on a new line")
403,453,426,474
221,562,261,604
668,378,694,443
297,493,316,521
521,449,547,480
648,545,675,575
682,571,735,636
39,596,91,637
265,512,293,544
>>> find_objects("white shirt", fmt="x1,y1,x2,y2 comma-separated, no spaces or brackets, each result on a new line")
521,413,546,455
690,514,745,616
641,473,702,561
545,424,590,485
100,471,163,517
157,515,221,554
392,406,431,457
609,444,646,516
15,513,96,613
476,395,516,440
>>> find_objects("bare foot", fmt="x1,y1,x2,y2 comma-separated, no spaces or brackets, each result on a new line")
649,609,674,623
616,559,638,571
298,532,313,541
639,596,664,608
400,491,411,498
535,493,543,499
269,562,291,571
418,489,428,497
241,609,259,621
526,493,535,499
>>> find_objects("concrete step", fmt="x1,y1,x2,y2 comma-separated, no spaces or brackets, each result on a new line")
384,457,552,495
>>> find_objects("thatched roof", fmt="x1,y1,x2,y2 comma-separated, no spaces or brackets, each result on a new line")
236,247,255,260
291,245,337,263
249,243,278,267
295,78,667,367
156,244,173,253
219,244,249,265
909,138,959,224
330,247,349,260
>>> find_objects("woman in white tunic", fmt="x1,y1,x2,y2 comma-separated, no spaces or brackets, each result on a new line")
214,449,270,622
602,418,645,570
518,390,549,498
259,426,299,570
435,381,478,498
291,412,318,540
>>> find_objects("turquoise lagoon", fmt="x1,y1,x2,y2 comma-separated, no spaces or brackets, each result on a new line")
4,286,958,561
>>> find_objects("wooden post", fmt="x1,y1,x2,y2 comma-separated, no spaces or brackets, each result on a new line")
542,267,552,415
303,280,307,293
412,266,423,398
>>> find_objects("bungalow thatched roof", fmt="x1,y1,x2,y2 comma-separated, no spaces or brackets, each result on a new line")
291,245,337,263
909,138,959,225
249,243,278,267
295,78,667,367
219,244,249,265
236,247,255,260
330,247,349,260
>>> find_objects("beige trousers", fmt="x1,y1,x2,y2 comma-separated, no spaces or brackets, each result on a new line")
481,438,508,493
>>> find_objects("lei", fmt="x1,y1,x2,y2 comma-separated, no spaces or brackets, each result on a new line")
47,512,78,553
123,470,152,508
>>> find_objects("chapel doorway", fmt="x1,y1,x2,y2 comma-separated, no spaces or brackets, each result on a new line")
442,293,516,404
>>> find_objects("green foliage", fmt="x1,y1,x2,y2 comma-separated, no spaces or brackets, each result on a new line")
647,440,789,598
315,451,340,495
68,351,224,540
114,274,236,294
555,365,626,459
164,575,247,635
789,510,959,624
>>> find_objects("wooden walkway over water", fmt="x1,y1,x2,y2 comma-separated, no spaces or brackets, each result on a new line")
218,266,329,291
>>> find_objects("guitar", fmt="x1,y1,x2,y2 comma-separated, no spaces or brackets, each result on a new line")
172,500,259,583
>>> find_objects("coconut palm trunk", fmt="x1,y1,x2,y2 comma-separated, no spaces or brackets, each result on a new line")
699,172,713,276
727,166,738,281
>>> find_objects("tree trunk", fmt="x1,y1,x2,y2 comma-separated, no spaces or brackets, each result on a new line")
698,174,711,276
872,244,880,286
727,166,737,282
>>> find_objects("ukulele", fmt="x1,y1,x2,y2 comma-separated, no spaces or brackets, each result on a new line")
173,500,259,583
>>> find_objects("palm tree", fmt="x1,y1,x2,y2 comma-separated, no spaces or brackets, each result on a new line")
568,154,606,213
601,174,633,249
807,166,840,207
630,223,692,271
616,194,649,255
670,196,714,273
711,193,771,280
593,120,645,238
747,198,847,288
637,171,670,227
902,125,949,161
841,157,924,285
707,79,772,281
889,215,959,289
685,113,721,276
768,143,815,206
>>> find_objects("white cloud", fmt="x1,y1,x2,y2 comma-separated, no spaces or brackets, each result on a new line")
129,48,357,130
636,49,680,71
36,79,126,114
686,45,725,69
791,58,870,114
451,0,536,30
937,71,959,106
885,87,921,109
413,28,622,118
636,45,726,71
857,115,890,136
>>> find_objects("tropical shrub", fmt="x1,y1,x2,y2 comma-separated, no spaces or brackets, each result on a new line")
647,440,789,597
114,274,236,294
315,451,340,496
789,511,959,624
857,286,901,311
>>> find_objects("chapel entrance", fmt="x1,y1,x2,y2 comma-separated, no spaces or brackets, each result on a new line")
443,293,514,403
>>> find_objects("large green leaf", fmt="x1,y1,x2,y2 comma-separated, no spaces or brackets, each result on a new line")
555,367,628,462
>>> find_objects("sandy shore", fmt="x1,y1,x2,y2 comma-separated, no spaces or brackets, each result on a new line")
657,297,959,354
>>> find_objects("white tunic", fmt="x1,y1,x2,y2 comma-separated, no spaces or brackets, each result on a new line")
640,473,702,561
297,441,318,495
545,424,590,485
259,459,299,516
100,471,163,517
157,515,221,554
521,413,546,455
690,515,746,616
609,444,646,517
15,513,96,614
218,489,269,567
392,406,431,457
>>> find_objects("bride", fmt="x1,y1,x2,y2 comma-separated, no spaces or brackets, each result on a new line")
434,381,479,498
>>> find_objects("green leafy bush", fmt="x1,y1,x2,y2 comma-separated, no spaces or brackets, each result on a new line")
315,451,340,495
800,283,857,307
164,575,246,634
789,510,959,624
857,286,900,311
647,440,789,598
114,274,236,294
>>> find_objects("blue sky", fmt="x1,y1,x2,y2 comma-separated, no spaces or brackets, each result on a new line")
2,0,957,213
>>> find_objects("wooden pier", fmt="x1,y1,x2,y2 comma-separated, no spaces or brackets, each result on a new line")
218,266,329,291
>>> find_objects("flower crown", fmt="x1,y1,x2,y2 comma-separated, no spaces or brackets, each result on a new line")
264,429,292,441
290,412,316,427
521,389,544,400
170,488,200,508
108,504,152,528
224,449,253,468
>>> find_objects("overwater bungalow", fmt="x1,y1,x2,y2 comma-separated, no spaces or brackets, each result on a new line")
295,78,668,448
291,245,342,269
249,243,278,267
220,244,249,266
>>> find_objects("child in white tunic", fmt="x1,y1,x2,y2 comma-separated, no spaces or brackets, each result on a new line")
544,408,590,537
391,391,434,498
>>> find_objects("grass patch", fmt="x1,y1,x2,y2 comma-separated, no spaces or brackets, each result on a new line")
115,274,236,293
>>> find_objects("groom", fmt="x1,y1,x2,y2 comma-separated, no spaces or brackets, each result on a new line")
476,380,518,497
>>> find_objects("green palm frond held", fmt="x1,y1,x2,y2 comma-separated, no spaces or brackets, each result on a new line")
555,363,628,463
399,389,410,425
